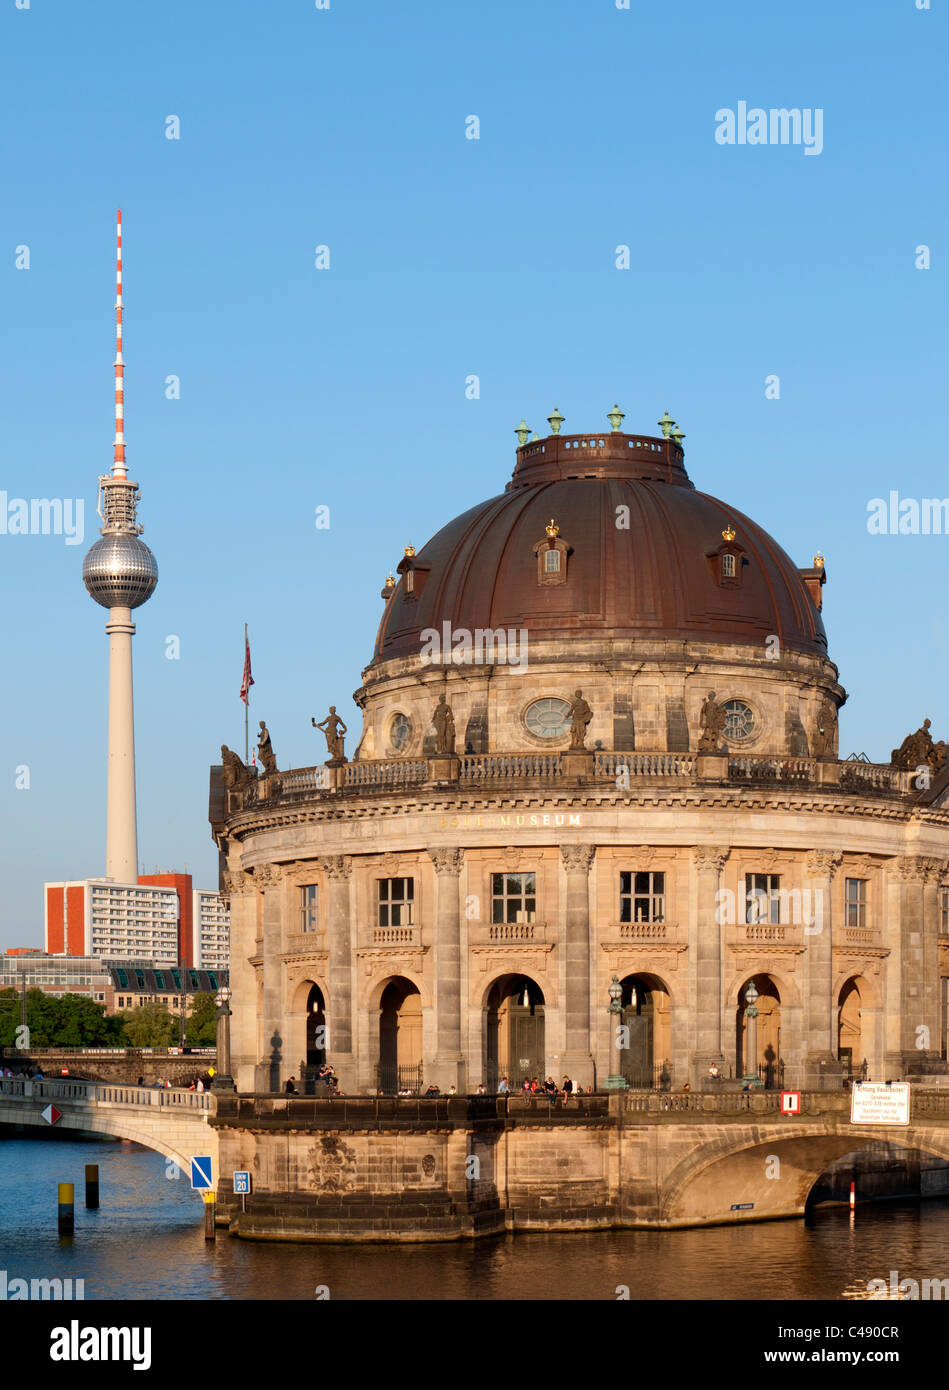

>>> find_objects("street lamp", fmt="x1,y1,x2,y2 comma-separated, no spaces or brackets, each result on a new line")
212,986,235,1093
741,981,764,1088
602,975,628,1091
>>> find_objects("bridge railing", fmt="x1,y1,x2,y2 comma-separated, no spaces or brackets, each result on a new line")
0,1077,212,1111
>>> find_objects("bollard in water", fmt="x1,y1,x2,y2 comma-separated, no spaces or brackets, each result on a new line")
203,1192,216,1241
85,1164,99,1209
58,1182,75,1235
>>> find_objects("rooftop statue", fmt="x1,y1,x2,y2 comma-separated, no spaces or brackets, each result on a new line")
257,720,277,775
812,700,838,760
569,689,593,750
313,706,347,762
221,744,251,789
432,694,456,755
697,691,727,754
891,718,939,770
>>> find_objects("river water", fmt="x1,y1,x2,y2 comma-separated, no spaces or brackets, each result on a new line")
2,1135,948,1301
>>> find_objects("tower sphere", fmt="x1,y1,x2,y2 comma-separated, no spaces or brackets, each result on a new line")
83,533,158,609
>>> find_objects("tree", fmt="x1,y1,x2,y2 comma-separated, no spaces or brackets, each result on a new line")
117,1003,179,1048
0,989,123,1048
186,992,218,1047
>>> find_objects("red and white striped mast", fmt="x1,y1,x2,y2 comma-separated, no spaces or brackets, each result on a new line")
82,210,159,884
113,209,127,480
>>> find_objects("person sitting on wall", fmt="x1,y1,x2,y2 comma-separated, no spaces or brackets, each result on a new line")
285,1076,298,1095
497,1076,510,1094
543,1077,559,1102
424,1083,440,1097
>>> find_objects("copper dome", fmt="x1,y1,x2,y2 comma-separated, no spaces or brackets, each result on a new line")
373,428,826,663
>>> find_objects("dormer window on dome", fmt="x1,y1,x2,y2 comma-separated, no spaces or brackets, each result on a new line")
706,525,746,589
396,545,431,601
532,520,571,587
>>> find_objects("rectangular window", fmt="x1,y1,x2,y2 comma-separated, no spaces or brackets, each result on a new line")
544,549,561,573
845,878,868,929
943,977,948,1062
721,553,736,578
619,871,665,923
491,872,536,925
378,877,414,927
940,887,949,937
745,873,782,924
299,885,319,933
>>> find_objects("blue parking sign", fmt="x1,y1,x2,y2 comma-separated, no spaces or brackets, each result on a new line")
233,1170,252,1195
190,1155,213,1190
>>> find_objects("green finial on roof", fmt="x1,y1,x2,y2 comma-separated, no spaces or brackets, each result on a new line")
670,424,685,450
658,411,675,439
607,403,625,433
547,406,565,435
514,419,531,446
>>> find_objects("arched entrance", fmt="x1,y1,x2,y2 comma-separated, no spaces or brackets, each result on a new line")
378,977,423,1093
305,984,326,1068
736,974,782,1087
837,977,870,1080
619,974,672,1088
485,975,545,1091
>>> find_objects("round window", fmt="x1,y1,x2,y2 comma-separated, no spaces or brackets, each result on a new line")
390,713,411,751
722,700,757,742
525,697,572,740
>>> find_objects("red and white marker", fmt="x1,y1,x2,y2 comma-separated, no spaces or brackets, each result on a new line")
41,1104,62,1126
780,1090,801,1115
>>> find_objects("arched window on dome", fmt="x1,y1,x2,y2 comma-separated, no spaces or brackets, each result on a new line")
532,521,571,587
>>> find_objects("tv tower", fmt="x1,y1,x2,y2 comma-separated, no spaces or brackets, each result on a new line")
82,211,158,882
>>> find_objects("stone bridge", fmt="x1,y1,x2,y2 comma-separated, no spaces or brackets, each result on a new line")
210,1088,949,1240
0,1077,217,1180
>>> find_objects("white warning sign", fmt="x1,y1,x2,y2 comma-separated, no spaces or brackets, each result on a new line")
850,1082,910,1126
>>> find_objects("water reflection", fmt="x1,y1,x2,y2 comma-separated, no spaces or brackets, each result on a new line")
2,1138,948,1301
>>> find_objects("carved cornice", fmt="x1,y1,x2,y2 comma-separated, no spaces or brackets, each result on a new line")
600,943,689,973
318,854,353,881
692,846,730,874
283,953,329,974
470,943,555,973
355,947,429,976
560,843,596,873
727,945,805,970
805,849,843,879
222,784,949,843
252,864,283,887
428,847,464,877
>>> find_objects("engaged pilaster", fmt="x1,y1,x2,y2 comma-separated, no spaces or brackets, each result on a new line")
690,846,729,1087
803,849,843,1090
560,844,596,1088
318,854,356,1091
428,847,465,1092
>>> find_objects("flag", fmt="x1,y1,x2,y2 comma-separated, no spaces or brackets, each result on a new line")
240,631,254,705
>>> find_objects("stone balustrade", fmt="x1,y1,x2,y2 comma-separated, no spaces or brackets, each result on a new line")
226,751,916,811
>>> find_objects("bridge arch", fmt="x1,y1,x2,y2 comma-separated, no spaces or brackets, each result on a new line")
0,1082,216,1192
657,1120,949,1227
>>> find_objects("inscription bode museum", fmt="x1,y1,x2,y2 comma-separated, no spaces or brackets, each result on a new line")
211,405,949,1096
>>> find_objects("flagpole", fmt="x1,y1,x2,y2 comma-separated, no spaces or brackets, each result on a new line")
244,622,249,764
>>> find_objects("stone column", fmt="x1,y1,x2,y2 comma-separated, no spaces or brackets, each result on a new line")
922,860,948,1074
319,855,356,1093
690,847,729,1087
223,866,257,1093
803,849,843,1090
891,856,948,1077
428,848,465,1092
254,865,285,1093
560,844,595,1089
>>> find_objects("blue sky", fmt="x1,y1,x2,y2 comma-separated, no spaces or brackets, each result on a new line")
1,0,945,943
